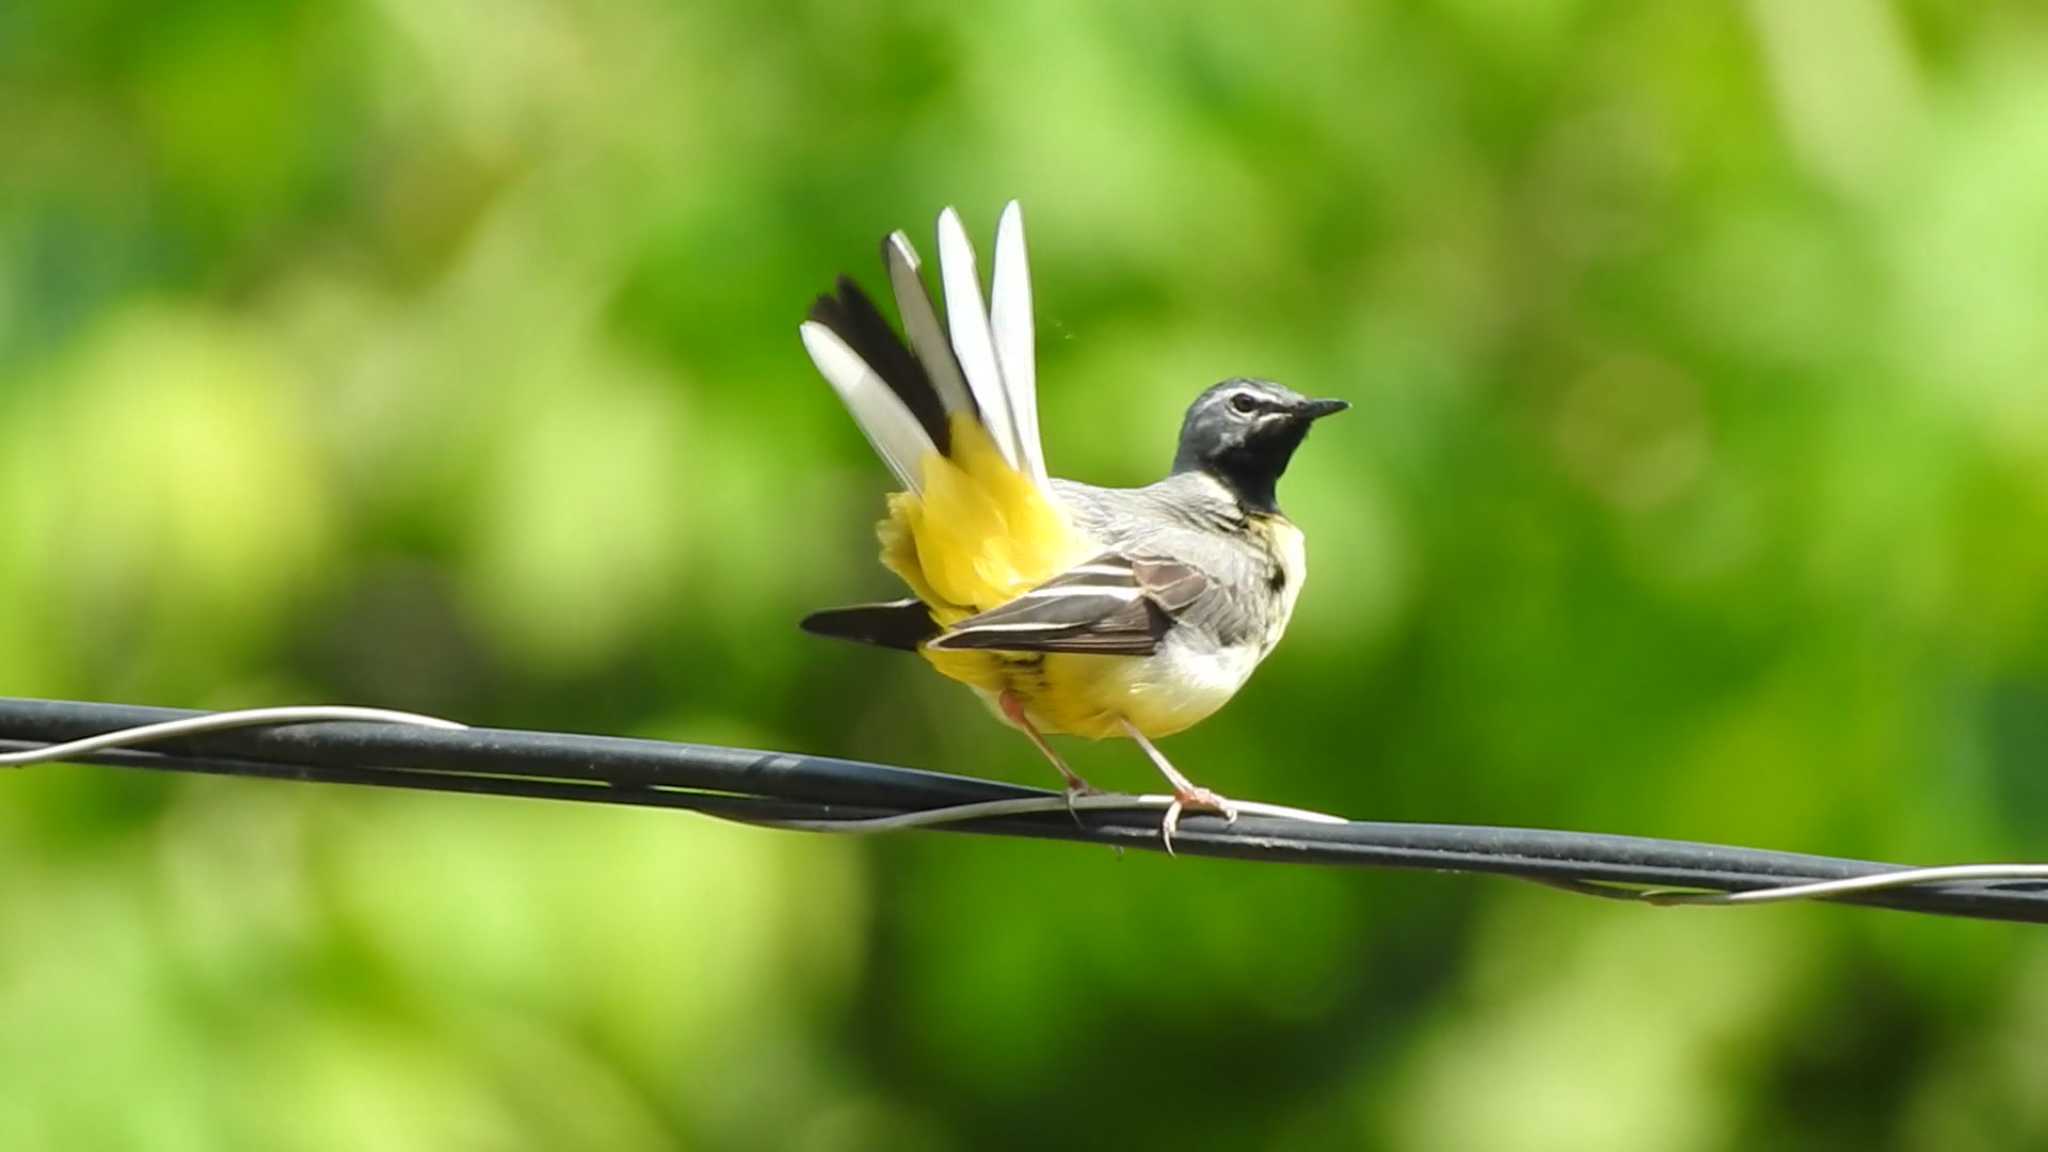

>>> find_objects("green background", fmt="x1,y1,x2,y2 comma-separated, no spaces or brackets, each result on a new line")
6,1,2048,1148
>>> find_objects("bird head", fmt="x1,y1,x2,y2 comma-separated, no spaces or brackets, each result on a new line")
1171,378,1348,513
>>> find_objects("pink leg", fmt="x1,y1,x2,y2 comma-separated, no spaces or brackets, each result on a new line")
1119,719,1237,855
1000,691,1095,798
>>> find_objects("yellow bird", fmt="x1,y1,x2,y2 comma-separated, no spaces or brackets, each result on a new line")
799,203,1346,846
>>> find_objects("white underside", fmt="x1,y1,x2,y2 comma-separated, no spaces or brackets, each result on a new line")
1108,632,1261,734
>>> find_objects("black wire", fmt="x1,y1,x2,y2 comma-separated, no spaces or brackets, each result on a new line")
3,696,2045,924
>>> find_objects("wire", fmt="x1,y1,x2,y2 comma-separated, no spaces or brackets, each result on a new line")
1643,864,2048,907
0,705,466,766
2,695,2046,924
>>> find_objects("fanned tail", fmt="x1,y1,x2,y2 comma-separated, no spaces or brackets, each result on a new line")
800,202,1086,649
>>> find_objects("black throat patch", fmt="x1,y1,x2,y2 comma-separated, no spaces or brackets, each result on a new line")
1187,423,1308,515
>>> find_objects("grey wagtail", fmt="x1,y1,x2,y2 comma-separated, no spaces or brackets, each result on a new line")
798,202,1346,848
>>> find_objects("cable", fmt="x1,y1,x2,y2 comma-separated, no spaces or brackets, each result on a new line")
2,696,2045,924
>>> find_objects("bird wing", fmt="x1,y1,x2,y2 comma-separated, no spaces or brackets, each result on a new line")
925,553,1210,656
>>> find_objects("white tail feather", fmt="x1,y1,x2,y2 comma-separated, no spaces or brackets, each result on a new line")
990,201,1049,492
883,232,978,418
800,320,935,493
936,207,1022,470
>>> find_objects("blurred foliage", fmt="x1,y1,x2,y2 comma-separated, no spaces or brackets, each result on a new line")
4,0,2048,1148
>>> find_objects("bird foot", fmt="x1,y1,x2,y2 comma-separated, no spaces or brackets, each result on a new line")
1161,785,1238,856
1060,776,1102,828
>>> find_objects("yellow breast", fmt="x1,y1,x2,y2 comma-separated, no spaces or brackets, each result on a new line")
1251,514,1306,655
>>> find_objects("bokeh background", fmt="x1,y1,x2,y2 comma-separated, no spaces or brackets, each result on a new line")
6,1,2048,1148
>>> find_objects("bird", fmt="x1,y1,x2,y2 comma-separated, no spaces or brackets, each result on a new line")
796,202,1346,849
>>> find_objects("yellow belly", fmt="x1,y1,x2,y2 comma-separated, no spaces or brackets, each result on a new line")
927,642,1256,740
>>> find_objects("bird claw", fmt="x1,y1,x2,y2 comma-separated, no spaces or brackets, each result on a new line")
1061,779,1102,829
1160,786,1238,856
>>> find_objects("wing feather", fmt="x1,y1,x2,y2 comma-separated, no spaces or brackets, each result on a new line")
926,553,1212,656
808,277,949,450
883,232,979,420
937,207,1022,470
799,321,937,493
991,201,1049,492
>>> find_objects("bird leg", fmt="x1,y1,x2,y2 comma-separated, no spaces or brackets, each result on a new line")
1119,719,1238,855
1000,691,1096,821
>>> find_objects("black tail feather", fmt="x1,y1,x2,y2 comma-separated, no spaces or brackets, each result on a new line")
808,278,951,454
800,598,940,652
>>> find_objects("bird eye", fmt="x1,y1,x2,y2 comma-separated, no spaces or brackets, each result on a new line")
1228,392,1259,414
